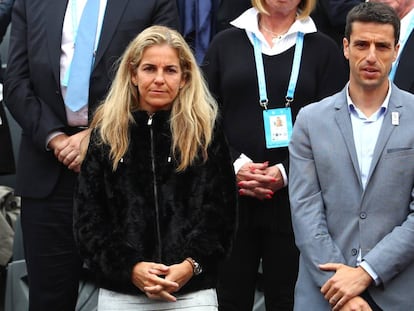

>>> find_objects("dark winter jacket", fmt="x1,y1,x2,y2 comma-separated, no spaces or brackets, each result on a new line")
74,110,238,295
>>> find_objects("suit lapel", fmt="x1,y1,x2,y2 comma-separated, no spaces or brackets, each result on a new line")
94,0,129,69
46,0,69,87
366,85,402,185
334,90,363,187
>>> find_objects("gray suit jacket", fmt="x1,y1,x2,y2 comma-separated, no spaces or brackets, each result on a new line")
289,83,414,310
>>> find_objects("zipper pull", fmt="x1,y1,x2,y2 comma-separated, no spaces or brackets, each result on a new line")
147,113,154,125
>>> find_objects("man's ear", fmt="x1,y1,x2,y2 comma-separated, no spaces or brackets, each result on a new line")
393,42,400,62
343,37,350,60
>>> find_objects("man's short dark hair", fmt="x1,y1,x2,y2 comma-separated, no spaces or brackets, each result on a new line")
345,2,400,45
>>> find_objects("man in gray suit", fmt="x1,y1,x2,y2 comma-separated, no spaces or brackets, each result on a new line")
289,2,414,310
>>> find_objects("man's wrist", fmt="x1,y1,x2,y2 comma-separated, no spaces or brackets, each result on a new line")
358,263,377,286
46,131,65,151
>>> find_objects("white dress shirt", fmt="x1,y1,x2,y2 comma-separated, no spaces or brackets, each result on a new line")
46,0,107,147
347,82,392,285
60,0,107,126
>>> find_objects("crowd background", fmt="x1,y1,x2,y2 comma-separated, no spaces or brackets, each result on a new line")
2,1,414,192
0,1,357,187
1,0,414,310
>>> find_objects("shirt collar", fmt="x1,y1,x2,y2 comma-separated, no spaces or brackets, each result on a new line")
346,81,391,120
230,7,317,37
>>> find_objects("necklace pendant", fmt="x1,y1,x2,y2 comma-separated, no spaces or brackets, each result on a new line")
272,35,282,43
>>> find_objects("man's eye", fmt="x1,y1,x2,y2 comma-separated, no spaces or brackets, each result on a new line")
377,44,391,50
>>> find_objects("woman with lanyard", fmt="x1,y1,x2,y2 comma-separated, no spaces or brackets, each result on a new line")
202,0,347,310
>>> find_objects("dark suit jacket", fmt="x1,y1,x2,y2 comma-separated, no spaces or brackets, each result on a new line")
214,0,251,33
4,0,179,197
0,102,15,174
0,0,14,175
394,30,414,94
311,0,362,47
0,0,13,82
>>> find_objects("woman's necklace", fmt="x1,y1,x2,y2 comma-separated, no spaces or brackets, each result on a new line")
259,22,286,40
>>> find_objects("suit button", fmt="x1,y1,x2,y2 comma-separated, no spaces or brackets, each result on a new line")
351,248,358,256
360,212,367,219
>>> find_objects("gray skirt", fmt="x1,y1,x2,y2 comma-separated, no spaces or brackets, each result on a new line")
97,288,218,311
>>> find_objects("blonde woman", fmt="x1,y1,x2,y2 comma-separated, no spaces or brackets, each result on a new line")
74,25,237,311
203,0,348,309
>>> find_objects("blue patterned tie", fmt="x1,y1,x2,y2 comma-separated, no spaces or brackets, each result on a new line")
65,0,100,112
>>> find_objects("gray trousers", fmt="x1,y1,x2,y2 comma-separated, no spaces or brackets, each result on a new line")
98,288,218,310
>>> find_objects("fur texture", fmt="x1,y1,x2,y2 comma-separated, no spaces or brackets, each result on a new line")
74,110,238,294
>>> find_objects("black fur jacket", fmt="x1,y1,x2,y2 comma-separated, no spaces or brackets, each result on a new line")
74,110,238,295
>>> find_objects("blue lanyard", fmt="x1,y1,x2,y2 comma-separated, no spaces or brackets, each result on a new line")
389,15,414,81
253,32,304,109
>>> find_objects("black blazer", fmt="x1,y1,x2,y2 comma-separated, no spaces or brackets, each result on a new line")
4,0,179,197
0,0,13,82
0,0,14,174
214,0,251,33
0,102,15,175
311,0,362,47
394,30,414,94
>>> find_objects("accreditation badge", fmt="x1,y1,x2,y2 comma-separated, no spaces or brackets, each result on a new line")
263,107,293,148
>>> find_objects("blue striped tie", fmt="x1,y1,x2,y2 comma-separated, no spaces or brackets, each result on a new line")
65,0,100,112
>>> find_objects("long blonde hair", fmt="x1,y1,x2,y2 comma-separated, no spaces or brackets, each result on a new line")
90,25,218,172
